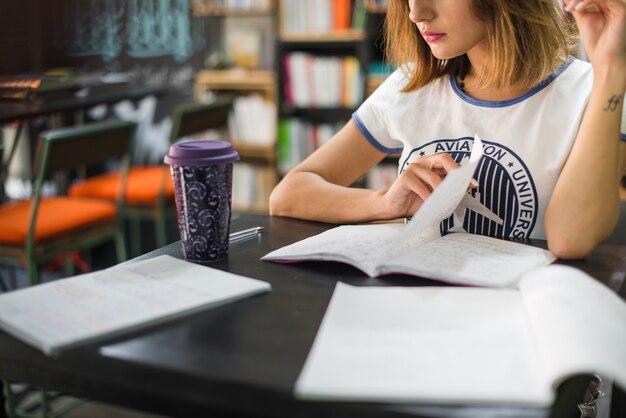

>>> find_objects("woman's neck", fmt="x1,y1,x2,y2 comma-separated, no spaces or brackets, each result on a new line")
461,53,530,101
460,72,530,101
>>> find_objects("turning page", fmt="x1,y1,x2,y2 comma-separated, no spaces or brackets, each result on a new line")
519,265,626,391
0,255,271,355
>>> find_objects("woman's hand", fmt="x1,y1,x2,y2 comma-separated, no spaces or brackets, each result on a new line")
565,0,626,86
382,153,460,218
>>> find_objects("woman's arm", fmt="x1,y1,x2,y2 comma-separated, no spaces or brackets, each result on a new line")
546,0,626,259
270,120,460,223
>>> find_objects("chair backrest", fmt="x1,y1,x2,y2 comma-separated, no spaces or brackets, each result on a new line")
33,120,136,179
27,120,137,247
168,97,233,143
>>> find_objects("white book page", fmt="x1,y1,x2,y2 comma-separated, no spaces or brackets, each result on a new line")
295,282,551,405
0,255,271,355
380,233,555,287
261,224,403,277
392,135,484,258
519,266,626,391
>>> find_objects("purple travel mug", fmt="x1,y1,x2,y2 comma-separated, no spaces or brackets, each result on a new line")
164,140,240,263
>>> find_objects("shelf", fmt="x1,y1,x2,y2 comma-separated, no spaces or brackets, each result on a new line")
192,0,275,16
367,74,388,96
196,70,276,91
366,0,387,13
232,143,276,162
232,202,270,214
366,5,387,14
281,106,355,122
279,30,366,43
193,7,274,16
195,69,277,102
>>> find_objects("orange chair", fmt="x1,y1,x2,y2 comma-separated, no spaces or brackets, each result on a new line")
0,120,135,286
69,98,232,255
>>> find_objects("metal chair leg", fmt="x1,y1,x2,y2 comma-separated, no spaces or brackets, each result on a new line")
155,214,167,249
115,230,128,263
130,218,142,258
2,381,17,418
26,258,38,287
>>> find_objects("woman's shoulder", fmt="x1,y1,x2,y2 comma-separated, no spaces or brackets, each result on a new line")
542,56,593,93
559,56,593,79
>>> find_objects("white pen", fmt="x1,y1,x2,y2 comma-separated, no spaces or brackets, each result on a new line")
229,226,264,244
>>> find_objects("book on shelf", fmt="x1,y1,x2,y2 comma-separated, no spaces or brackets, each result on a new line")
295,266,626,405
277,118,345,174
283,52,363,108
228,94,276,146
263,135,556,288
0,256,271,356
280,0,363,34
233,162,275,211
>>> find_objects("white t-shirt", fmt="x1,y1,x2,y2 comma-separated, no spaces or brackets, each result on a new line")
354,57,626,240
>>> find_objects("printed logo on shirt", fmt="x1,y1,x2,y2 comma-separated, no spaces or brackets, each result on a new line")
400,137,538,239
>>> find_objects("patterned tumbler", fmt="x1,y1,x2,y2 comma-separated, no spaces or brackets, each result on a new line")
164,140,240,263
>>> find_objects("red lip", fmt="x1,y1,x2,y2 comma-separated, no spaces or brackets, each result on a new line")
421,31,446,43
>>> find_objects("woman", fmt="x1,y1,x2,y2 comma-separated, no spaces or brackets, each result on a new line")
270,0,626,259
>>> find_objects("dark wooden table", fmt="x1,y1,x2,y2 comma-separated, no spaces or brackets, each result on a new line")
0,214,624,418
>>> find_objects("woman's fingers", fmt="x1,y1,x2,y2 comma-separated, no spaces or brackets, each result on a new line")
564,0,601,12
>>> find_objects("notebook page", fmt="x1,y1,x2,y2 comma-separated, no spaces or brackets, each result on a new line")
380,233,555,287
295,282,551,405
261,223,403,276
0,255,271,355
519,265,626,391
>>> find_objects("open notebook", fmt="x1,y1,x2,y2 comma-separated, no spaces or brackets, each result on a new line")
263,135,554,288
295,265,626,406
0,255,271,356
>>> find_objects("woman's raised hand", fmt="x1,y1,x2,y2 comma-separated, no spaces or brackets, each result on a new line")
381,153,461,219
565,0,626,85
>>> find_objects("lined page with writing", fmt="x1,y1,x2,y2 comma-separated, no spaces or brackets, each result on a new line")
380,233,555,287
0,255,271,355
261,224,403,276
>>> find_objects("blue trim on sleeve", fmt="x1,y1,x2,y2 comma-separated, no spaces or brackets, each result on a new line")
352,113,404,154
450,57,574,108
621,133,626,142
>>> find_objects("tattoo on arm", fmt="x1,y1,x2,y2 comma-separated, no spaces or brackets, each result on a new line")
603,95,622,112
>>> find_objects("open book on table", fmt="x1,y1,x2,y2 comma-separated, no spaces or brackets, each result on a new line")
262,135,555,288
0,255,271,356
295,265,626,406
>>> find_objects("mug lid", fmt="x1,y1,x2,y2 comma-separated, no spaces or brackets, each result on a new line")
164,140,240,166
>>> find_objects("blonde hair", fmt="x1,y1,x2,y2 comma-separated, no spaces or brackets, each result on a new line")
385,0,575,92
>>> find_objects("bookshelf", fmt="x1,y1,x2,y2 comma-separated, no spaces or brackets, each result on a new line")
193,0,395,211
193,69,278,213
192,1,278,214
275,0,371,175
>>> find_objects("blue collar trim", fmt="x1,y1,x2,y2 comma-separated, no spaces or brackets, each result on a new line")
450,57,574,108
